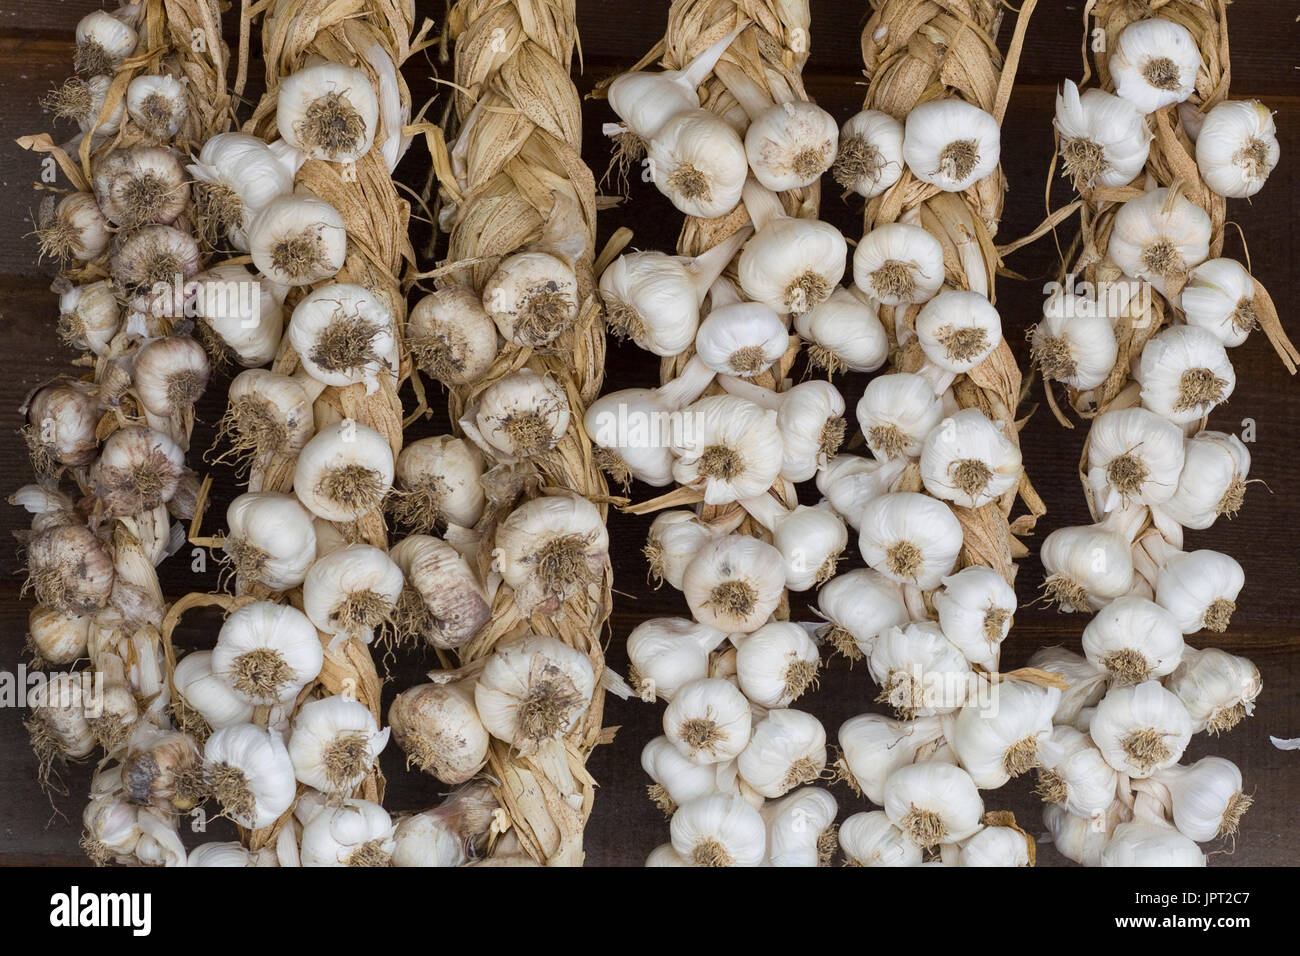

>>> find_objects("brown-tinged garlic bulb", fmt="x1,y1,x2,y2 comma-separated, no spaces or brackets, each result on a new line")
120,726,205,811
27,605,91,667
92,146,189,229
56,279,120,354
26,672,97,777
91,426,187,517
110,224,201,315
389,534,490,649
23,380,100,471
388,435,486,533
406,286,499,387
132,335,211,419
474,633,597,756
389,680,490,784
35,192,111,265
24,523,115,617
215,369,315,469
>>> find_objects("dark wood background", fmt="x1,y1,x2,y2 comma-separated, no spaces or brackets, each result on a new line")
0,0,1295,866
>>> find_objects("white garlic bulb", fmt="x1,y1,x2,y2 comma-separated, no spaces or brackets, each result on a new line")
223,492,316,591
695,300,788,378
293,419,395,522
1100,821,1205,867
388,681,489,784
1154,756,1251,842
300,799,396,866
203,723,297,830
392,810,467,868
461,368,570,462
1164,646,1260,735
663,677,752,765
915,290,1003,374
1180,258,1258,347
763,787,839,867
1162,431,1250,531
1031,287,1119,389
839,811,922,867
1195,100,1279,198
390,435,485,532
406,286,499,386
221,369,315,465
794,286,889,374
192,263,285,367
902,99,1001,192
933,566,1016,669
56,280,120,355
1109,18,1201,114
1089,680,1193,778
92,426,186,517
855,372,945,460
604,28,738,142
37,192,111,265
670,395,782,505
1082,596,1185,685
173,650,255,732
745,100,839,191
834,110,905,198
248,194,348,287
494,492,608,615
289,284,398,394
815,453,907,531
737,207,847,316
883,762,984,850
482,251,579,347
1054,80,1152,188
1035,725,1119,821
737,709,827,799
1044,800,1127,866
858,492,963,590
837,714,949,805
474,633,595,755
1109,188,1211,297
870,622,972,718
647,109,748,219
627,617,726,702
853,222,945,307
1040,524,1135,612
1154,548,1245,633
721,376,847,483
958,826,1031,867
682,534,786,635
734,621,820,709
278,62,379,163
288,696,388,794
952,680,1060,789
1136,325,1235,425
302,544,404,642
211,601,323,705
187,842,262,867
642,735,733,812
584,388,677,488
645,844,690,867
644,510,721,590
669,794,766,867
188,133,295,250
125,74,187,140
815,568,909,661
74,9,137,74
920,408,1022,509
1086,407,1186,512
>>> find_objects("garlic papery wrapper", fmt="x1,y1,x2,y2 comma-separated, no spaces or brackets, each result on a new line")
1089,680,1194,778
1035,725,1119,821
836,714,949,805
669,395,782,505
682,534,786,635
1029,647,1109,726
1108,18,1201,115
858,492,963,591
763,787,839,867
641,735,734,812
737,709,827,799
125,74,187,140
663,677,753,765
390,534,490,649
481,251,579,347
1031,288,1119,390
855,372,946,461
111,225,201,314
388,681,489,784
1086,407,1186,513
211,601,323,705
74,9,138,75
1180,258,1259,348
669,794,766,867
839,810,922,867
188,133,295,250
493,492,608,616
36,192,111,266
277,62,379,164
192,263,284,367
834,110,905,199
24,523,115,617
794,286,889,374
1040,524,1135,612
901,99,1001,192
933,566,1017,670
1053,80,1152,189
92,146,188,229
27,605,91,668
644,510,726,590
815,568,909,662
92,426,186,517
737,180,847,315
300,798,396,867
735,620,821,709
24,381,100,470
744,100,839,192
1152,756,1251,841
1109,188,1212,297
1164,646,1260,735
1195,100,1279,199
406,286,498,386
719,375,847,483
288,283,398,394
883,762,984,850
248,194,347,287
173,650,255,733
218,369,315,469
920,408,1022,509
626,618,727,702
389,435,485,533
1154,548,1245,634
816,453,909,532
187,842,263,867
293,419,394,522
958,826,1032,867
203,723,297,830
915,291,1003,375
1100,820,1206,867
1081,596,1185,685
460,368,570,463
739,495,847,591
852,222,945,307
56,280,120,355
302,544,404,643
473,633,596,756
952,681,1061,789
223,492,317,591
288,695,389,794
1136,325,1236,425
694,299,788,379
647,109,748,219
870,622,972,718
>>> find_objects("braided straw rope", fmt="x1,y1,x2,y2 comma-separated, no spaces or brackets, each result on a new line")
431,0,612,866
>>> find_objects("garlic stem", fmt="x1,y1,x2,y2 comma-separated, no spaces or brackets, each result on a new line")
654,354,716,409
738,492,786,532
741,177,788,233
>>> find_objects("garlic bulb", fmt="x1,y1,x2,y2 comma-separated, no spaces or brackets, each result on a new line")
858,492,963,590
836,714,949,805
604,28,738,142
1164,646,1260,734
1100,821,1205,867
119,728,202,809
1040,524,1135,612
933,566,1016,669
794,286,889,373
584,388,677,488
219,369,315,465
36,192,111,265
1054,80,1152,189
288,696,388,793
302,544,404,642
737,709,827,799
223,492,317,591
669,794,766,867
815,568,909,661
663,677,752,765
721,376,846,483
92,146,188,228
816,452,907,531
494,493,608,615
952,681,1060,789
644,510,721,590
482,251,579,347
173,650,255,732
1081,596,1185,685
48,74,124,137
1136,325,1235,425
125,74,187,139
883,762,984,849
390,534,490,649
392,805,477,868
1086,407,1186,512
763,787,838,867
670,395,782,504
1030,646,1109,726
1154,548,1245,633
1109,18,1200,114
248,194,347,287
920,408,1021,509
293,419,395,522
92,426,186,517
1195,100,1279,198
1154,756,1251,842
74,9,137,74
27,605,91,667
870,622,972,718
834,110,904,198
389,681,489,784
915,291,1003,374
737,183,847,315
645,844,690,866
188,842,263,867
1044,801,1126,866
642,735,731,812
1035,725,1119,821
389,436,485,533
694,299,788,378
474,633,596,755
626,618,727,702
745,100,839,191
839,810,922,867
111,224,202,313
278,63,379,163
855,372,945,460
211,601,323,705
24,381,100,469
192,263,284,367
300,799,396,867
852,222,945,307
902,99,1001,192
646,109,747,219
203,724,297,829
406,286,498,386
1031,288,1119,389
1180,258,1258,347
26,672,96,764
958,826,1032,867
24,524,115,617
188,133,295,250
682,534,786,634
289,284,398,394
735,621,821,708
1109,188,1211,297
1090,680,1193,778
56,280,120,354
461,368,570,462
133,335,211,419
